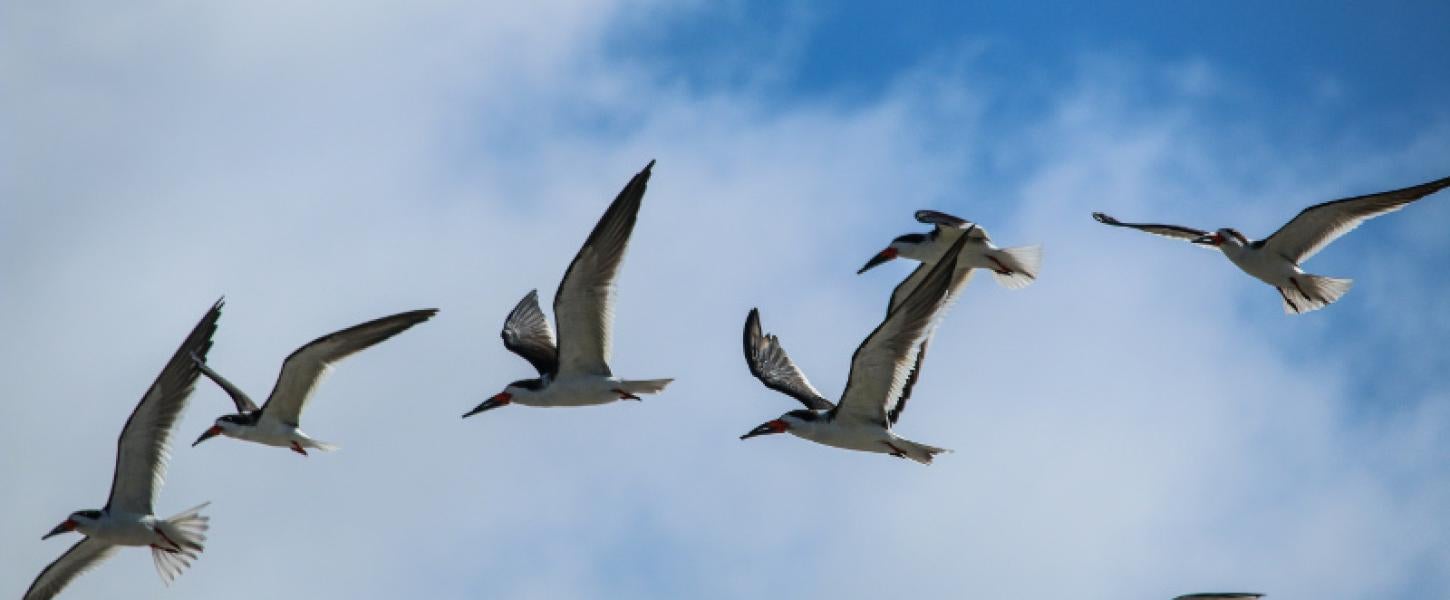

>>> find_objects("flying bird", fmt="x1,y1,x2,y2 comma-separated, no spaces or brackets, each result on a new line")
25,300,223,600
739,231,968,464
464,160,672,418
858,209,1042,296
1173,594,1264,600
1093,174,1450,314
191,308,437,455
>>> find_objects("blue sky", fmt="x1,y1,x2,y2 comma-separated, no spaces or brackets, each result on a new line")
4,2,1450,599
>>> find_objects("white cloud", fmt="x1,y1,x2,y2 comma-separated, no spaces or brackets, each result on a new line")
3,3,1449,599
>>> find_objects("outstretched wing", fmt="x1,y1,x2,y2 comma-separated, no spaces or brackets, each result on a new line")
1092,212,1211,246
105,299,222,515
23,538,118,600
501,289,559,376
832,232,966,426
915,209,972,229
742,308,834,410
260,309,437,427
191,352,259,413
554,160,654,377
1260,175,1450,263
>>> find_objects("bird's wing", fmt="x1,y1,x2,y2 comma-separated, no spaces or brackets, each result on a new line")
190,352,259,413
1173,595,1264,600
1092,212,1212,245
501,289,559,376
888,337,930,425
832,232,965,426
553,160,653,377
260,309,437,427
887,259,976,315
914,209,973,229
1261,175,1450,263
23,538,119,600
105,300,221,516
742,308,835,411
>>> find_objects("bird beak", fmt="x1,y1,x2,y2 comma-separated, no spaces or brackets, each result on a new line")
1192,233,1223,246
463,392,512,419
857,247,899,274
42,519,77,540
192,425,223,447
740,419,787,440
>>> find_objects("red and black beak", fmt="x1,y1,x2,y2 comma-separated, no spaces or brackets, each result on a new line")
1192,232,1224,246
740,419,788,440
463,392,512,419
42,519,77,540
857,247,899,274
192,425,223,447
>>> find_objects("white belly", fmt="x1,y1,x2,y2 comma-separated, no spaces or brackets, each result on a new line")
517,375,624,407
791,421,894,454
230,419,302,448
1223,246,1298,286
84,513,160,547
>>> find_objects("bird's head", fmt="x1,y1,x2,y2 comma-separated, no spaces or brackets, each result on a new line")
43,509,101,540
463,378,542,418
740,410,817,440
858,233,928,274
1194,228,1247,248
193,413,248,447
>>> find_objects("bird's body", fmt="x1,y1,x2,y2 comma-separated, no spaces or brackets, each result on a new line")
740,229,969,465
467,160,673,418
26,300,222,600
860,209,1043,294
191,308,437,454
1093,174,1449,314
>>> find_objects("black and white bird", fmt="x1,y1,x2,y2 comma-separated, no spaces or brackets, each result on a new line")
464,160,672,418
739,231,968,464
1093,175,1450,314
191,308,437,455
858,209,1042,294
1173,594,1264,600
26,300,222,600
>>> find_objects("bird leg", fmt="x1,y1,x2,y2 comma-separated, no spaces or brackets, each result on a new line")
290,441,308,456
988,256,1013,275
613,388,642,401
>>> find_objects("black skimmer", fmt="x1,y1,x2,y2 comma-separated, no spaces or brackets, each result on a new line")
858,209,1042,295
190,308,437,455
1173,594,1264,600
25,300,222,600
739,231,968,464
464,160,672,418
1093,174,1450,314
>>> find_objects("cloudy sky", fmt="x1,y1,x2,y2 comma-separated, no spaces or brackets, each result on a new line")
5,2,1450,598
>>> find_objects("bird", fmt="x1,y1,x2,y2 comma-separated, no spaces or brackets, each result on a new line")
1093,174,1450,314
25,300,223,600
1173,594,1264,600
858,209,1043,297
464,160,673,418
190,308,437,455
738,229,968,464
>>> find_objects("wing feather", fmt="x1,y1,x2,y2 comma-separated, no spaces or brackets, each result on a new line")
23,538,118,600
742,308,834,410
554,160,653,376
105,299,222,514
260,309,437,427
501,289,559,376
1261,175,1450,263
1092,212,1211,245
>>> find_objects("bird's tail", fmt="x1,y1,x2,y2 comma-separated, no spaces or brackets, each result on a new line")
988,245,1042,289
306,439,340,452
616,378,674,397
891,439,952,465
1279,274,1353,314
152,502,210,585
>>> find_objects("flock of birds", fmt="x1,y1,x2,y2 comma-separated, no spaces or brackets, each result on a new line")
24,159,1450,599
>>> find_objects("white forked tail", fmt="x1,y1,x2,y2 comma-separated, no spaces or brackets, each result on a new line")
152,502,210,585
988,245,1042,289
1279,274,1353,314
892,439,951,465
617,378,674,396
